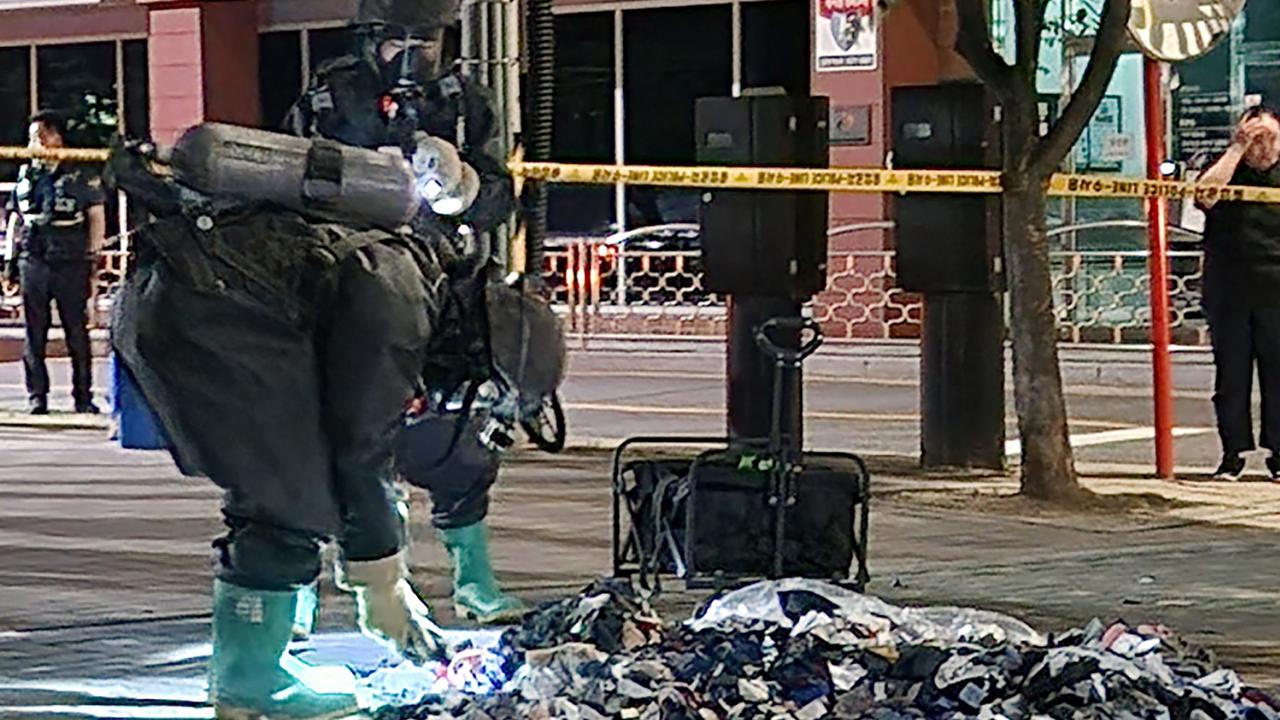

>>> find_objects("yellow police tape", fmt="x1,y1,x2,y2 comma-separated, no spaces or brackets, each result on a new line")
513,161,1280,205
4,146,1278,205
0,147,110,163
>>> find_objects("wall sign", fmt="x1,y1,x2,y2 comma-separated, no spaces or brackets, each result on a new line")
1174,90,1235,165
831,104,872,145
815,0,878,72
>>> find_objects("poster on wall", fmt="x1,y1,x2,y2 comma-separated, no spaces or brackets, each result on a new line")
1073,95,1125,172
815,0,878,72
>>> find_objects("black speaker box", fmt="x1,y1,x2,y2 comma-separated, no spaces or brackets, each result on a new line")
891,83,1004,294
696,93,830,300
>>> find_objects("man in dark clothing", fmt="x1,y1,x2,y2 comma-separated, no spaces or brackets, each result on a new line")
285,0,524,627
3,111,104,416
1195,106,1280,481
110,151,456,717
109,0,528,714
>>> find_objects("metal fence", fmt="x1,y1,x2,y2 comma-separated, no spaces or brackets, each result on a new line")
0,185,1210,346
545,221,1211,345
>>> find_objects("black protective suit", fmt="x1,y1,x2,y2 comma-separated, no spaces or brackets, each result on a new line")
110,19,515,589
111,185,471,589
285,56,515,531
108,76,513,593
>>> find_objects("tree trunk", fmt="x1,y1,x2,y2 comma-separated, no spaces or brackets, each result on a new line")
1002,179,1084,502
950,0,1129,503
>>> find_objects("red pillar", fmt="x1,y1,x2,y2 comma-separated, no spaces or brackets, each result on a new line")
809,1,971,340
142,0,261,146
1144,58,1175,479
810,1,890,340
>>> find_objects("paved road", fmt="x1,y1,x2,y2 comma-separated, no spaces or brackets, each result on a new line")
555,347,1234,477
0,344,1243,477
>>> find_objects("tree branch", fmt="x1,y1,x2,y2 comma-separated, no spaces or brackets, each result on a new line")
1031,0,1131,173
954,0,1013,96
1013,0,1045,89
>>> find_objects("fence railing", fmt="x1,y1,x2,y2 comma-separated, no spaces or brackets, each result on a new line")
544,221,1210,344
0,189,1209,346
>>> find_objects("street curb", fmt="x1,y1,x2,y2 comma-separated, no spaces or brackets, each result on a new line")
568,338,1215,391
0,411,111,431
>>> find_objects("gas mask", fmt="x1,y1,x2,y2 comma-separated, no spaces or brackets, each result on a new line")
377,28,446,89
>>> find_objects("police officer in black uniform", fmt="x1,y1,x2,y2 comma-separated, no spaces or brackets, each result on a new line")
4,111,104,416
285,0,525,626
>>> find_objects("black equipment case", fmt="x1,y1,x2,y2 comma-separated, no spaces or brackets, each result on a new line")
611,318,870,591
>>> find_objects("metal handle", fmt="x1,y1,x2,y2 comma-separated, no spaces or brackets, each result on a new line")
755,317,824,366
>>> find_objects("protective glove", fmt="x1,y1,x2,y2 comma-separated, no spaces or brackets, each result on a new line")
103,135,149,193
430,164,480,217
335,551,447,664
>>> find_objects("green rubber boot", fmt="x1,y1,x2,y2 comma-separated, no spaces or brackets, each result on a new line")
438,522,526,625
210,579,362,719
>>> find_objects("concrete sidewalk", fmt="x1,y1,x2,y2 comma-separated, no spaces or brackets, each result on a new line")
870,457,1280,532
0,430,1277,695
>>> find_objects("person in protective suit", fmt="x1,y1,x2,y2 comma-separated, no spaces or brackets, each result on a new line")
108,139,474,716
284,0,524,627
104,31,528,720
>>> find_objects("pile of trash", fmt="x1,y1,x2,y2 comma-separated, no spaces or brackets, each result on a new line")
367,578,1279,720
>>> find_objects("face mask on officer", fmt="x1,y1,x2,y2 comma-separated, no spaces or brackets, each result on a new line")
378,30,445,88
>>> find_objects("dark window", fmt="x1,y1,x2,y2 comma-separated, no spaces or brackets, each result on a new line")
1245,0,1280,43
0,47,30,183
743,0,810,96
259,31,303,130
309,26,355,76
36,42,122,241
36,42,118,149
624,5,731,228
1176,36,1232,94
1248,63,1280,109
549,12,615,234
123,40,149,140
